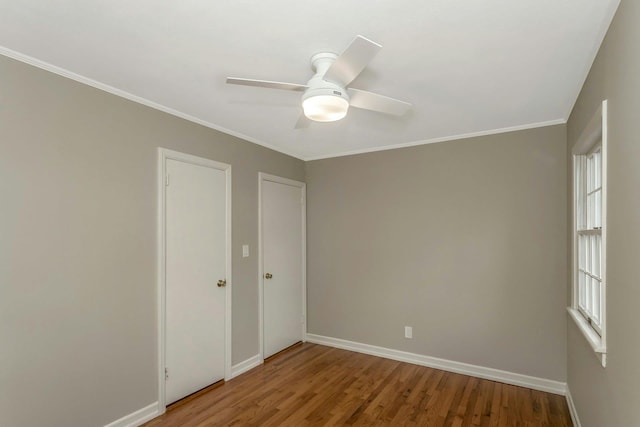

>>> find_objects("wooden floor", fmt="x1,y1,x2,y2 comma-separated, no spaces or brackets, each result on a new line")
144,343,572,426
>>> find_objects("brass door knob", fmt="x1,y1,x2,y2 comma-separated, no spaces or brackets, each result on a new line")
264,273,273,279
217,279,227,287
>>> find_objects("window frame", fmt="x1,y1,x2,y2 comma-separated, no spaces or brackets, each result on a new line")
575,145,603,335
568,100,608,368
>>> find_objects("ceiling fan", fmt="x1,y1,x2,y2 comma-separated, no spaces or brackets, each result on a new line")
226,35,412,123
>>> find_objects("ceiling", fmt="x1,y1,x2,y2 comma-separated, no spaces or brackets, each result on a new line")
0,1,620,160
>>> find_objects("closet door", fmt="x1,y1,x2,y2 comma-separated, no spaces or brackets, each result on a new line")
261,176,305,359
165,157,227,404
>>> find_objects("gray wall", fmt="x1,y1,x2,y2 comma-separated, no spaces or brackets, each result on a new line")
0,55,304,427
566,1,640,425
10,7,640,421
306,125,567,381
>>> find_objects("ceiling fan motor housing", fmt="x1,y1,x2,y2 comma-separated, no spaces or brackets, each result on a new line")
303,52,350,102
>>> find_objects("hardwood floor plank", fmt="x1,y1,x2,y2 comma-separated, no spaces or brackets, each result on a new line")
143,343,572,426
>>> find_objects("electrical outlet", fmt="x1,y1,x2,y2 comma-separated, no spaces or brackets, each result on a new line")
405,326,413,339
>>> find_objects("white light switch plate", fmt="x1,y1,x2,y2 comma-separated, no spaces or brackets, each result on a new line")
242,244,249,257
405,326,412,339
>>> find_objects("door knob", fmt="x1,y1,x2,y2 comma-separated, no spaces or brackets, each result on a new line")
264,273,273,279
217,279,227,287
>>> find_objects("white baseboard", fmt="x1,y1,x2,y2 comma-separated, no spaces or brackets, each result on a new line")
565,385,582,427
104,402,160,427
231,353,262,379
306,333,567,396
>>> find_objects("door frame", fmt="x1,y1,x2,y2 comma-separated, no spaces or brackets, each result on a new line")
258,172,307,362
157,148,232,412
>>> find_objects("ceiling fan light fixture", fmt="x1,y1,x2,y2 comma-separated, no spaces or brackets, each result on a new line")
303,95,349,122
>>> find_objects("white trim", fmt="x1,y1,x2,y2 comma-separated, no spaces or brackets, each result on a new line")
306,334,567,395
156,150,166,414
258,174,264,362
224,161,233,383
601,100,608,356
567,308,607,368
0,45,304,161
567,307,606,353
569,100,607,367
260,172,307,189
104,402,160,427
565,385,582,427
157,148,233,412
231,354,263,379
303,119,566,161
301,182,307,344
258,173,307,362
1,45,571,162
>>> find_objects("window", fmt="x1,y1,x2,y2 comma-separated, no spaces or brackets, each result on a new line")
576,147,603,333
569,100,607,367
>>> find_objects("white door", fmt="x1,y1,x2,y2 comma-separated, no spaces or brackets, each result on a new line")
261,176,305,359
165,157,227,405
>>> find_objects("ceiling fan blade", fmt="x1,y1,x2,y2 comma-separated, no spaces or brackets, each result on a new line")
322,35,382,87
347,88,412,116
226,77,308,92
